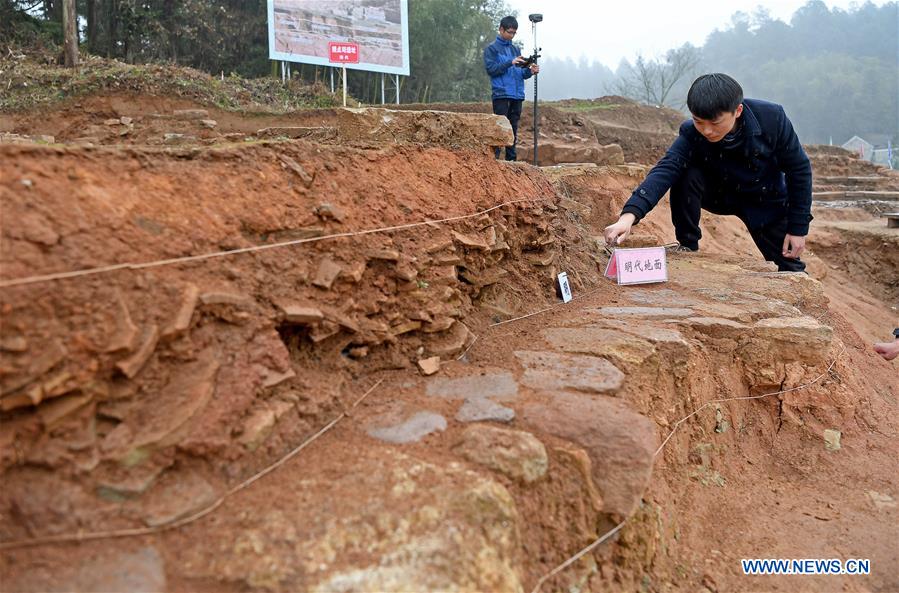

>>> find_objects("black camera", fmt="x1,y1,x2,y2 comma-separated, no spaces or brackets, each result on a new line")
528,13,543,23
521,48,541,67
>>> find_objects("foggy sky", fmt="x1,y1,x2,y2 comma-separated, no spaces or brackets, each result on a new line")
504,0,894,69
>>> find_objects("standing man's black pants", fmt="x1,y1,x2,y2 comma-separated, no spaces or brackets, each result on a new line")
670,166,806,272
492,98,522,161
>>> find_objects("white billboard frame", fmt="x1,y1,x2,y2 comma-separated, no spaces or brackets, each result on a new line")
267,0,410,76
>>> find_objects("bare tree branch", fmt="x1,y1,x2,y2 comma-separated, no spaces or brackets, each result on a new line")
614,44,700,108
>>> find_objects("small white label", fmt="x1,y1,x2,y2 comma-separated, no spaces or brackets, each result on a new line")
557,272,573,303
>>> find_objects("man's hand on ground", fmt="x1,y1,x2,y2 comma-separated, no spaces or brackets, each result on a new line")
874,339,899,361
782,234,806,259
603,213,636,247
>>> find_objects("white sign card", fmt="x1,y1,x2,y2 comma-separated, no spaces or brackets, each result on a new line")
557,272,573,303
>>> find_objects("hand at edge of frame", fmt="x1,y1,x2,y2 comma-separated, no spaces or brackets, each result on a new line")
782,234,806,259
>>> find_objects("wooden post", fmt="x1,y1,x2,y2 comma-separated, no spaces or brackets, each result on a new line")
63,0,79,68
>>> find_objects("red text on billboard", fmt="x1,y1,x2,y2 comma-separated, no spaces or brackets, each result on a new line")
328,42,360,63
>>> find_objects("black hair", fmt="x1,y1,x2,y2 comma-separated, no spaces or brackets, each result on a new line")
499,16,518,31
687,73,744,120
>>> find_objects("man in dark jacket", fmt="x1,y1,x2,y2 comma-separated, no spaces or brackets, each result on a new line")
483,16,539,161
604,73,813,272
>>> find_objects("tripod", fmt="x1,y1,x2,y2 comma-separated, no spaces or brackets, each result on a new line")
529,14,542,166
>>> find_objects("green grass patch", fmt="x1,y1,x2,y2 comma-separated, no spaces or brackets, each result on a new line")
0,54,340,113
555,100,623,113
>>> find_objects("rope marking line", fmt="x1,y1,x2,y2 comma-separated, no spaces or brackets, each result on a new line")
0,274,604,549
530,346,845,593
0,197,550,289
488,286,604,329
0,379,383,551
0,194,568,548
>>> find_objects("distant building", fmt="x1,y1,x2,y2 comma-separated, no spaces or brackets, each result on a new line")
841,135,874,160
841,134,895,168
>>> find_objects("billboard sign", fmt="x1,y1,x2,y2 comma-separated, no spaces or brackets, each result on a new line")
268,0,410,76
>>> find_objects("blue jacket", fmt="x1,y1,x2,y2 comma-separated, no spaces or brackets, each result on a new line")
483,36,533,101
622,98,813,236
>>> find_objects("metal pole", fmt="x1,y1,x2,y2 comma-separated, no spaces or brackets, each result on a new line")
330,68,335,93
342,65,347,107
381,73,386,104
532,20,539,166
395,74,400,104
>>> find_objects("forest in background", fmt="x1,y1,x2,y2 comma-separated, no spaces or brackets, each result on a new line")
537,1,897,145
700,2,896,144
1,0,895,144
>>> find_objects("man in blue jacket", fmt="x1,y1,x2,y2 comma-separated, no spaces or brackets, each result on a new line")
484,16,540,161
604,73,813,272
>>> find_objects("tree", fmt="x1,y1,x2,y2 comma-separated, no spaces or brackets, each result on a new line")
614,44,700,108
62,0,77,66
699,0,898,143
401,0,511,103
531,56,615,101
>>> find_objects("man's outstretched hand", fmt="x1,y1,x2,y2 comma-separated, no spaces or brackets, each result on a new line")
782,234,806,259
603,213,636,247
874,339,899,361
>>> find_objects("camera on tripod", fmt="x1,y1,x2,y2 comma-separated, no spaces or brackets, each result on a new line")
521,48,541,68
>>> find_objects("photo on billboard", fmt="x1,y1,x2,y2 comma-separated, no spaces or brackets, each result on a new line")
268,0,410,76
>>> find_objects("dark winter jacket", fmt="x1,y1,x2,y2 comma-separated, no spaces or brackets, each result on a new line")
622,98,813,236
483,36,533,101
